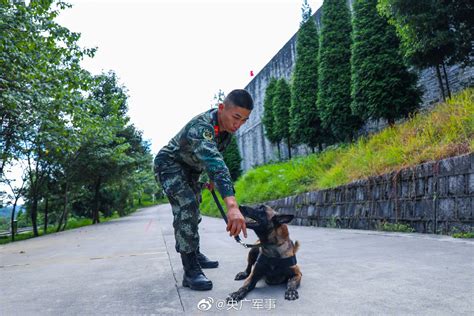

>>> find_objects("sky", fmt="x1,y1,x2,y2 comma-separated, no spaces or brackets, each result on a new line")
55,0,324,154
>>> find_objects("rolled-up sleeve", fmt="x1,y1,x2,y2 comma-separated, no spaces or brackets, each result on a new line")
187,123,235,198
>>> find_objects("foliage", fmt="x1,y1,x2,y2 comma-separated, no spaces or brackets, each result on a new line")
451,229,474,239
351,0,421,126
223,136,242,181
0,1,159,239
377,0,474,68
262,78,279,144
200,88,473,214
377,0,474,101
317,0,362,142
377,221,415,233
272,78,293,158
290,3,326,149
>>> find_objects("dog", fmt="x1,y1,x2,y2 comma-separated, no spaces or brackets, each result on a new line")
227,204,302,302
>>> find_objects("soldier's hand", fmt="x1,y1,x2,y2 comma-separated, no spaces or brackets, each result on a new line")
204,181,215,191
226,207,247,238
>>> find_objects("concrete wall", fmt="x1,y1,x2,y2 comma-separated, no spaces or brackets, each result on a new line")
262,153,473,234
237,5,474,171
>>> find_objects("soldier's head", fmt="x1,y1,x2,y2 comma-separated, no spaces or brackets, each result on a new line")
218,89,253,134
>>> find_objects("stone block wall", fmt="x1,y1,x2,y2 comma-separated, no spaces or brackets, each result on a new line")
262,153,473,234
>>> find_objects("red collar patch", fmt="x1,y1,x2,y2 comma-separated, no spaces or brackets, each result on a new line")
213,125,219,138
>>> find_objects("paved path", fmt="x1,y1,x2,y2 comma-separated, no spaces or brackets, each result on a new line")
1,205,473,315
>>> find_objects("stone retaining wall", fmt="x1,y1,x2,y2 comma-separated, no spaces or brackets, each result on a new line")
263,153,473,234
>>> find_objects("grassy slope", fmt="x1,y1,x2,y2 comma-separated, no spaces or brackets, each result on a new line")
201,88,474,217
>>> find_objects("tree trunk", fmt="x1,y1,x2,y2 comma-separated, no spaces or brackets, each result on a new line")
56,182,69,232
435,64,446,102
388,117,395,127
318,143,323,152
287,138,292,160
0,137,11,177
93,177,102,224
10,199,19,242
31,197,39,237
277,143,281,161
61,184,69,231
441,61,451,99
43,197,49,234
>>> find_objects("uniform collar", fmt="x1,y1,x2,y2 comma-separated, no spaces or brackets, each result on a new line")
211,109,220,138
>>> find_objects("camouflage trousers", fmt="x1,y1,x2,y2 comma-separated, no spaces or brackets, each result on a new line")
155,162,203,253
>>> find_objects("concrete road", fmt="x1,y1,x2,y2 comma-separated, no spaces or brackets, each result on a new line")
1,205,473,315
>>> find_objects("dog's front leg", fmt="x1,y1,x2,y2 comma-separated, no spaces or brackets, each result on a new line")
235,247,259,280
228,263,265,302
285,266,302,300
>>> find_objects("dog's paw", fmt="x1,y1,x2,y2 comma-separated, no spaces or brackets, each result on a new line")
227,290,246,302
285,289,299,300
234,271,249,281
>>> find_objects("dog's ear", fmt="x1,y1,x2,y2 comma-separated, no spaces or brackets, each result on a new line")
272,214,294,225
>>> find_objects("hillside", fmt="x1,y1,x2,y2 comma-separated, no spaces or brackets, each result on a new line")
0,206,24,218
200,88,474,217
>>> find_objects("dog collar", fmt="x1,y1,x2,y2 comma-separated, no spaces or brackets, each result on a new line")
257,253,297,267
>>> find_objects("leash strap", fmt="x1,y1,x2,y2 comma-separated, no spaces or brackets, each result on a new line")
210,189,260,249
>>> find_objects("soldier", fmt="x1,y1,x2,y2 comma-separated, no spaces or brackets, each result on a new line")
154,89,253,291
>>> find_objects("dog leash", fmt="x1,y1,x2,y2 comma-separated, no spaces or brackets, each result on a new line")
210,189,261,249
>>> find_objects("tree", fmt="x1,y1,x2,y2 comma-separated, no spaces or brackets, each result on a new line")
262,78,281,158
351,0,421,126
273,78,293,159
211,89,226,108
75,71,132,224
317,0,362,142
290,0,326,151
223,136,242,181
0,1,94,177
0,0,94,235
378,0,474,101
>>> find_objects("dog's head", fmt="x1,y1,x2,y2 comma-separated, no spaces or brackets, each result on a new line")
239,204,294,241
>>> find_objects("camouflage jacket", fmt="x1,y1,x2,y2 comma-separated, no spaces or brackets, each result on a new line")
154,108,234,198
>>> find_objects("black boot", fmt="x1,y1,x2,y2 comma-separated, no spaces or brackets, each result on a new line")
180,252,213,291
196,247,219,269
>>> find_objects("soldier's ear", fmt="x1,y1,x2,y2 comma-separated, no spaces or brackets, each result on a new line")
273,214,294,225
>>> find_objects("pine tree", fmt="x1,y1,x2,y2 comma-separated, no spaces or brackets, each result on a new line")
317,0,362,142
273,78,292,159
351,0,421,126
262,78,281,157
223,136,242,181
290,0,325,151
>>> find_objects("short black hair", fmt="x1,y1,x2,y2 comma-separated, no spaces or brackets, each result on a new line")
224,89,254,110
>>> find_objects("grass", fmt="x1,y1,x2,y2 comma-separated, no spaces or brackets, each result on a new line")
451,228,474,239
200,88,474,217
0,214,115,245
377,222,416,233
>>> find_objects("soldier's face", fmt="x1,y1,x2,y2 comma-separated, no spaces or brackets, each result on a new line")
218,103,251,134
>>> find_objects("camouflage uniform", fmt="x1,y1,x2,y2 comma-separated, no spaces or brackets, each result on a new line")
154,108,234,253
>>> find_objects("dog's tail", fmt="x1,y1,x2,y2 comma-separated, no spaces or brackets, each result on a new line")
293,240,300,254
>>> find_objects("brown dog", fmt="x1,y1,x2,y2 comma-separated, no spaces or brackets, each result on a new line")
227,205,302,302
